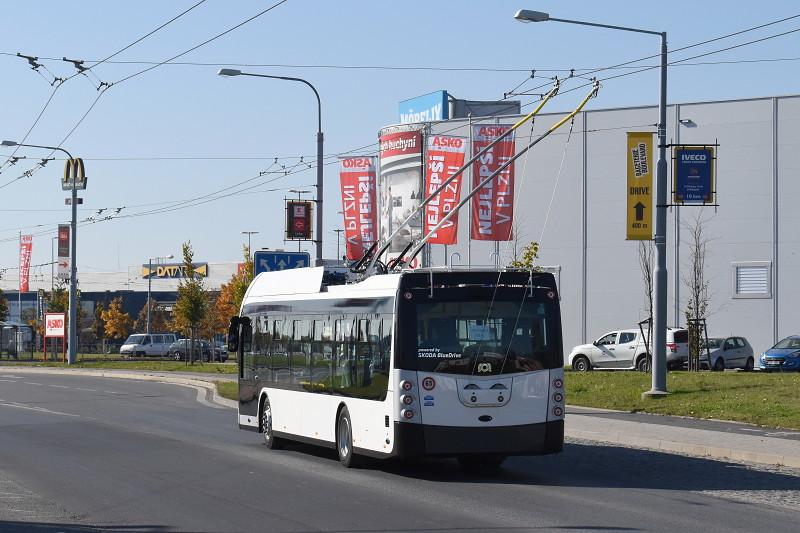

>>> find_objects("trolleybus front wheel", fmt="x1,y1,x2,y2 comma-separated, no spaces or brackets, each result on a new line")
261,396,283,450
336,407,359,468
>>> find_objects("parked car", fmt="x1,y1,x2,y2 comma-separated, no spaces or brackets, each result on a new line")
120,333,177,357
169,339,213,362
699,336,755,371
568,327,688,372
213,341,228,362
759,335,800,371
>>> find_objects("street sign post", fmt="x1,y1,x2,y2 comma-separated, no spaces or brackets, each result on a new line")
673,146,715,204
626,131,655,240
253,250,311,275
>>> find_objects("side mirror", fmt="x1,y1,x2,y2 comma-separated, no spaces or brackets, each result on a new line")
227,316,240,352
592,341,598,346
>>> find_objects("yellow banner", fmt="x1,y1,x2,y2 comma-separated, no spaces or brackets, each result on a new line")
626,132,654,240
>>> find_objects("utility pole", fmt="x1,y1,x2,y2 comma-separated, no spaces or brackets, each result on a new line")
333,229,344,265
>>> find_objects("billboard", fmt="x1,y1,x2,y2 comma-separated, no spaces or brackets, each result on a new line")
470,124,515,241
379,127,424,257
285,200,314,240
57,224,70,279
19,234,32,292
339,157,378,260
399,91,448,124
626,132,654,240
141,263,208,279
674,146,715,204
424,135,467,245
45,313,66,337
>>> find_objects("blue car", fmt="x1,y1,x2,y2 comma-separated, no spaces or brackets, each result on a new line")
759,335,800,371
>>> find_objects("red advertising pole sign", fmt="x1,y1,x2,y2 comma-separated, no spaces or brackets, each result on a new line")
19,234,33,292
424,135,467,245
471,124,516,241
339,157,378,260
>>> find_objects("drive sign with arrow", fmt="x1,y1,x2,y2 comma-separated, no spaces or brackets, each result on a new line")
626,132,654,240
253,251,311,275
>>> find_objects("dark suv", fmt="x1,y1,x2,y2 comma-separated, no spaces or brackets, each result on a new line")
169,339,214,362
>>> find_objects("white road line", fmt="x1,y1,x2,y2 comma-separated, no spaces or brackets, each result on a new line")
74,387,97,392
22,382,42,386
0,400,80,418
0,379,17,382
48,385,70,389
103,390,122,394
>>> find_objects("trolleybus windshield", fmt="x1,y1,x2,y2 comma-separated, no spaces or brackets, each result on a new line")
414,298,560,375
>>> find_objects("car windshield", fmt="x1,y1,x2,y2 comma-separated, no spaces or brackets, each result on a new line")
772,337,800,350
704,338,723,349
414,299,560,375
125,335,146,344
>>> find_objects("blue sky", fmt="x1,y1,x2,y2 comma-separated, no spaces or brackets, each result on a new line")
1,0,799,277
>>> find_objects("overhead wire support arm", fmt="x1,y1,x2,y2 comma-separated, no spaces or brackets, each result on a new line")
361,78,562,275
401,79,600,268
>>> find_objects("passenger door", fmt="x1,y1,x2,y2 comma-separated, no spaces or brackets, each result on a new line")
593,332,620,368
615,331,639,368
722,337,739,368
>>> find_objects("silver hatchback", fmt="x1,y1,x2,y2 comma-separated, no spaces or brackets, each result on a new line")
700,336,755,371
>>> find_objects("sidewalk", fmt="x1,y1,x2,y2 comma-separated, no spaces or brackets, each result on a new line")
3,366,799,468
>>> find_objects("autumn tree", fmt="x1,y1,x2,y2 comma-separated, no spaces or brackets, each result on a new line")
0,287,8,322
173,241,207,364
102,297,133,340
133,299,168,333
508,241,540,269
92,302,106,341
215,245,253,332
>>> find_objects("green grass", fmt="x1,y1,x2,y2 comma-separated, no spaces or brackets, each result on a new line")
566,370,800,429
0,359,238,374
216,381,238,401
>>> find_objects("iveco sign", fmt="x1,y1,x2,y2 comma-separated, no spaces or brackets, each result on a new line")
398,90,449,124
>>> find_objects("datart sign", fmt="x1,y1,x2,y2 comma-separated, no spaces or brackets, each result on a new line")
339,157,377,260
471,124,515,241
673,146,715,204
626,132,654,240
399,91,449,124
424,135,466,245
141,263,208,279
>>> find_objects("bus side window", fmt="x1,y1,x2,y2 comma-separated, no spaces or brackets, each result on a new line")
292,319,312,390
241,316,255,380
272,320,288,386
357,319,372,388
312,320,331,393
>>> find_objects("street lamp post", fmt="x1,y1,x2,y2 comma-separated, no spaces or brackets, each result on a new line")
333,229,344,265
241,231,259,253
146,254,173,335
2,140,80,365
218,68,324,267
514,9,669,397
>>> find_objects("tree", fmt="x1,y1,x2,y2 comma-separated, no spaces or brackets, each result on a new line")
0,287,8,323
683,212,712,371
173,241,207,364
102,297,133,340
214,245,253,331
508,241,540,269
133,299,168,333
638,240,655,368
92,302,106,341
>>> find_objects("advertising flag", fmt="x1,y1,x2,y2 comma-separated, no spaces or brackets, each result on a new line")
424,135,467,245
378,128,423,260
19,234,32,293
673,146,715,204
57,224,70,279
470,124,515,241
339,157,378,260
626,132,654,240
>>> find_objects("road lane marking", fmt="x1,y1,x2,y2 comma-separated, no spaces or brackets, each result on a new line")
0,400,80,418
48,385,70,389
103,390,123,394
0,379,17,382
74,387,97,392
22,382,42,386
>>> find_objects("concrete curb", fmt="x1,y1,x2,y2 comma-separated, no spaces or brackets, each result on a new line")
0,367,238,410
565,428,800,469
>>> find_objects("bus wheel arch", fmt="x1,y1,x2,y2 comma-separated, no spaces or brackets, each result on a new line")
335,404,358,468
259,392,283,450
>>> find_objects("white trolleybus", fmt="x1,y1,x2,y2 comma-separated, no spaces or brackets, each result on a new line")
228,266,565,468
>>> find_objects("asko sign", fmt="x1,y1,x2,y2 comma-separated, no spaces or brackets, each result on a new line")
45,313,66,337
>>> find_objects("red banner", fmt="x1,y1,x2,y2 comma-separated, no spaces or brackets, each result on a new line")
19,234,32,292
339,157,378,260
471,124,515,241
424,135,466,245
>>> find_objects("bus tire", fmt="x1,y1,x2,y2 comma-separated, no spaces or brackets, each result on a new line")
336,407,358,468
261,396,283,450
572,355,591,372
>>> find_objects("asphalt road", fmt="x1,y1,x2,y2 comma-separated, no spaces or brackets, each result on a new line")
1,373,799,533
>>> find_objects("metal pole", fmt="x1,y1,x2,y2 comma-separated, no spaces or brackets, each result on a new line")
51,237,55,291
645,32,669,397
68,168,77,364
146,258,152,335
333,229,344,265
316,127,324,266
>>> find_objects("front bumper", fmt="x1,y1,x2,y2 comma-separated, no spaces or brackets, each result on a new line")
759,357,800,371
392,419,564,459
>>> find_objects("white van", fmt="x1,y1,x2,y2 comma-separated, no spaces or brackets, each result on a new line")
120,333,177,357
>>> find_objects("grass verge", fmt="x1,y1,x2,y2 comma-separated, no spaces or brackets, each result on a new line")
0,359,237,374
567,370,800,429
216,381,238,401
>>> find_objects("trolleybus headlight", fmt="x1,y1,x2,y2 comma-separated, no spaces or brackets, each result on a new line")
400,380,413,391
553,406,564,417
401,394,414,405
553,378,563,389
401,409,415,420
553,392,564,403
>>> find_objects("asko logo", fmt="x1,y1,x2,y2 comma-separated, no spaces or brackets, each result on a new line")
432,136,463,149
478,126,509,136
342,157,372,168
47,318,64,329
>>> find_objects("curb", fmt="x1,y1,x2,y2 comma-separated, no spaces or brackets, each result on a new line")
0,367,238,410
565,427,800,469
